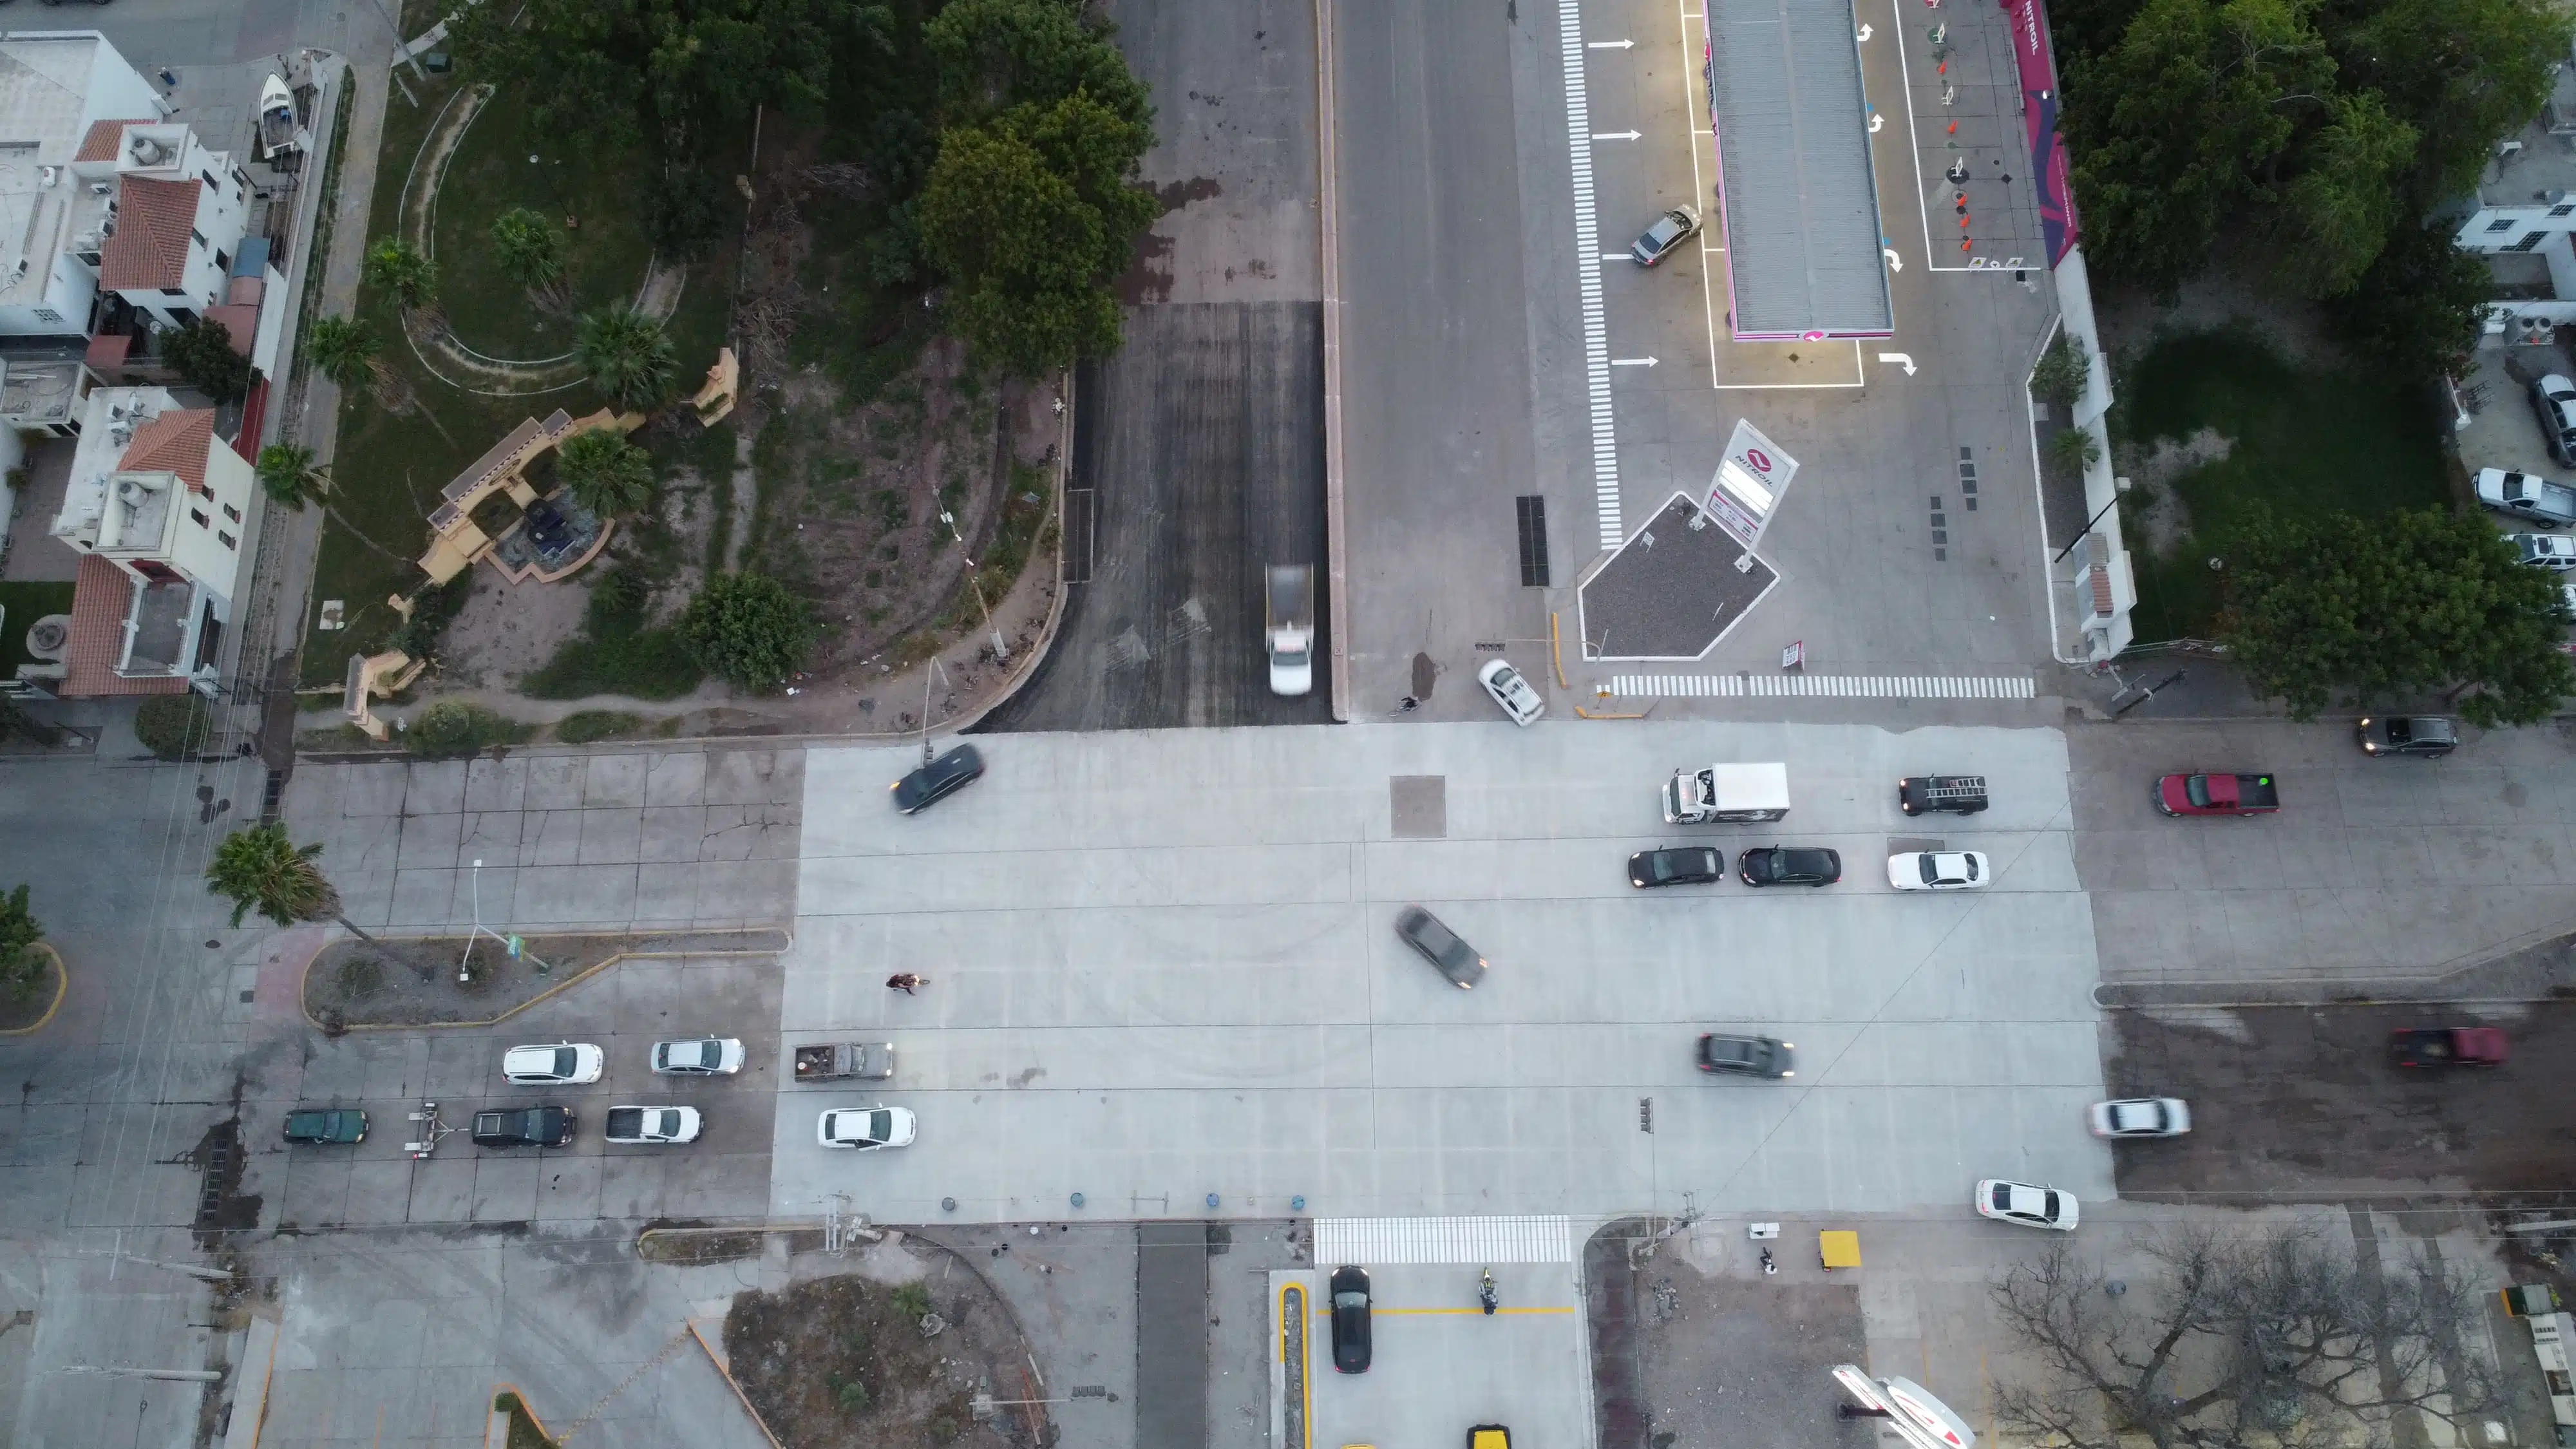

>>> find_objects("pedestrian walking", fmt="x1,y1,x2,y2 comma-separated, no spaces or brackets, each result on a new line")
886,972,925,995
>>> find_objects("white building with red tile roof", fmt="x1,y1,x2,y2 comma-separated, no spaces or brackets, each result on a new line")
39,384,254,695
0,33,169,340
80,117,249,332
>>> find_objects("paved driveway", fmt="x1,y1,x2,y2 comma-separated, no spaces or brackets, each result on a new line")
2071,718,2576,985
1303,1262,1591,1449
774,721,2108,1223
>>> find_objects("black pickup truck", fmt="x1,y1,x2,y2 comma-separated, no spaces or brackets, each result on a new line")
472,1106,575,1147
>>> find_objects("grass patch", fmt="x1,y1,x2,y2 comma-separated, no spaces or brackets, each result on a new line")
2112,325,2450,641
0,581,73,680
404,701,531,757
431,90,656,359
554,709,644,744
519,569,703,701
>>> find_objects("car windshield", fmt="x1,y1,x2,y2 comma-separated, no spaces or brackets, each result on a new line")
1918,855,1939,884
1991,1183,2012,1209
1963,855,1980,881
654,1110,679,1135
553,1046,578,1076
2184,777,2213,808
1334,1290,1368,1309
867,1110,893,1141
2042,1191,2062,1218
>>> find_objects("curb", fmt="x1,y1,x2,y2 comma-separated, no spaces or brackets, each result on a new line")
299,927,790,1032
0,943,66,1036
1314,0,1349,722
684,1317,784,1449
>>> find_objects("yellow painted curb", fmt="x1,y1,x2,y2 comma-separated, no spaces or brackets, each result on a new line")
686,1318,785,1449
0,943,68,1036
300,929,789,1033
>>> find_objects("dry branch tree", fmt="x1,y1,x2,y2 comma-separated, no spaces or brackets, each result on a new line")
1989,1225,2501,1449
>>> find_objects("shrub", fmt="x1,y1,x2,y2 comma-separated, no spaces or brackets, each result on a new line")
681,572,815,692
520,571,704,701
404,702,529,758
164,317,255,402
134,693,216,759
2048,426,2102,474
334,954,384,1000
576,306,679,412
392,573,473,661
2032,332,2088,410
555,710,643,744
0,884,43,999
491,207,567,289
891,1282,933,1319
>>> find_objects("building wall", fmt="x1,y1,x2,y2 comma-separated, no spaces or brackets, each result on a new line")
2456,201,2576,254
76,35,169,130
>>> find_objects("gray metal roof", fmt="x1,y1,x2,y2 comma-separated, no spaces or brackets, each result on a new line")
1705,0,1895,339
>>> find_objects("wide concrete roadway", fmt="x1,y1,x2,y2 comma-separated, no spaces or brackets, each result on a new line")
773,721,2110,1226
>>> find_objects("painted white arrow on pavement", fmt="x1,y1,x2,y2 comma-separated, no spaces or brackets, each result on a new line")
1868,112,1884,133
1877,352,1917,375
1591,130,1642,142
1611,357,1660,368
1884,247,1904,272
1855,23,1874,39
1587,38,1636,48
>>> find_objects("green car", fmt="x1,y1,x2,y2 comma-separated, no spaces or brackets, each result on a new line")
283,1108,368,1145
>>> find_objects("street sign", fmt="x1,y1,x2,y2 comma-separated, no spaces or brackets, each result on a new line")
1705,420,1799,553
1781,640,1805,670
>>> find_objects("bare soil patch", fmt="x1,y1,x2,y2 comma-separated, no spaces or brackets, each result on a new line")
303,927,783,1028
2115,426,2233,556
725,1245,1048,1449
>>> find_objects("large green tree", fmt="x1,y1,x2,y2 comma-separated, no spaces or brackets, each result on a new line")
164,317,254,402
917,88,1158,374
554,428,656,517
446,0,869,148
576,306,680,412
490,207,567,290
2221,507,2576,724
923,0,1150,123
682,571,816,692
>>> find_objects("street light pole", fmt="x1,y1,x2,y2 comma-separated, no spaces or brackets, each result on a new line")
940,510,1008,663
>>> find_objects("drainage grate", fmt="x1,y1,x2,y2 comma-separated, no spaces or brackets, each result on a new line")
259,768,285,823
1638,1097,1654,1133
1515,495,1551,587
1958,448,1979,511
1062,488,1096,584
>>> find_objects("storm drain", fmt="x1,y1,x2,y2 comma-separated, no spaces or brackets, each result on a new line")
1063,487,1096,584
1516,495,1551,586
1958,446,1980,511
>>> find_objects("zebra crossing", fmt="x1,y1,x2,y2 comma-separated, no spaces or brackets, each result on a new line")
1608,672,2038,699
1555,0,1624,549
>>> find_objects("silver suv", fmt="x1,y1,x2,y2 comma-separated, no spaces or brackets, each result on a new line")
2532,374,2576,466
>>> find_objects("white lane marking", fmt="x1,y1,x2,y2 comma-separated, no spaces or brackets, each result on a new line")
1607,674,2037,699
1592,129,1642,141
1587,37,1636,47
1877,352,1918,375
1610,356,1659,367
1560,0,1624,547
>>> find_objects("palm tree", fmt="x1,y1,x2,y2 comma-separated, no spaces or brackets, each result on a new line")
364,238,437,309
255,442,328,510
490,207,567,291
576,305,679,412
205,822,377,943
305,314,382,389
554,428,654,517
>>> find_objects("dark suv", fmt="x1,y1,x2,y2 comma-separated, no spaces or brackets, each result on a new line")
1696,1034,1795,1078
1899,775,1988,815
472,1106,576,1148
1738,846,1841,887
892,744,985,815
2355,715,2456,758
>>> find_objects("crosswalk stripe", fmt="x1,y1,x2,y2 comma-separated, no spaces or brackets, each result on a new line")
1605,674,2036,700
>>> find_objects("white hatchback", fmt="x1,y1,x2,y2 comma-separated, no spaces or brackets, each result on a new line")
501,1042,605,1084
1975,1178,2078,1231
651,1037,746,1075
1477,658,1546,726
2088,1097,2192,1138
1888,850,1990,891
817,1105,918,1151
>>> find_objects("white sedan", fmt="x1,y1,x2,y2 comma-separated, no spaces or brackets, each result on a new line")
501,1042,605,1084
652,1037,746,1074
817,1105,918,1151
2090,1097,2192,1138
1888,850,1990,891
1477,658,1546,726
1975,1178,2079,1231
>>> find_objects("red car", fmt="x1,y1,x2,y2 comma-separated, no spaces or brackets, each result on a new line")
2391,1027,2509,1068
2153,773,2280,816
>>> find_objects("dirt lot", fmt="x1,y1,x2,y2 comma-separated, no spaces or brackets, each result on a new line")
2106,1002,2576,1199
724,1244,1049,1449
1585,1220,1872,1449
303,928,781,1027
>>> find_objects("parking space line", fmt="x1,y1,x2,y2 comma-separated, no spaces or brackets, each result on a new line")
1675,0,1720,384
1558,0,1627,549
1608,672,2038,699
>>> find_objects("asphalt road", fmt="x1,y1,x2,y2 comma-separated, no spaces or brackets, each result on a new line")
2105,1003,2568,1198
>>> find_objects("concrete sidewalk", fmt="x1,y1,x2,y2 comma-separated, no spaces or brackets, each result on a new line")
280,747,804,933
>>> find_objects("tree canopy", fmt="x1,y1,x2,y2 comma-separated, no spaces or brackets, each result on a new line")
923,0,1151,123
682,571,817,692
2060,0,2570,368
917,88,1159,374
164,317,254,403
2220,506,2576,724
555,428,656,517
491,207,567,290
205,822,335,929
576,306,681,412
445,0,871,148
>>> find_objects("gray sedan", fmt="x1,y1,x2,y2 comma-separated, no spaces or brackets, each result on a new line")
1394,905,1487,989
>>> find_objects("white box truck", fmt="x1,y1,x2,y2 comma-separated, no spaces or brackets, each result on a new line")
1662,762,1791,824
1265,564,1315,697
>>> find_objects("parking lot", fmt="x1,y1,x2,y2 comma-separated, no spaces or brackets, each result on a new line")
773,721,2110,1224
1300,1262,1593,1449
2105,1001,2571,1199
246,954,782,1228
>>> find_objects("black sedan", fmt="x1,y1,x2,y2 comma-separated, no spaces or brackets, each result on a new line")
1738,846,1841,887
1696,1033,1795,1078
1329,1264,1372,1372
1394,905,1488,989
892,744,985,815
1629,846,1723,888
